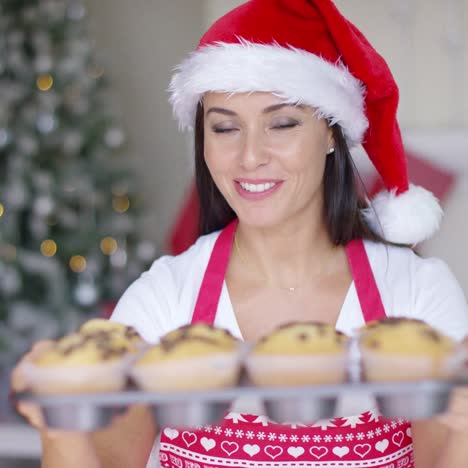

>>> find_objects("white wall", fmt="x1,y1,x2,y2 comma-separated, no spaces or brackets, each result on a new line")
85,0,204,248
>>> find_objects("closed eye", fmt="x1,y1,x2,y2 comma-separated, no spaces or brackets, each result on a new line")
272,122,299,130
212,127,238,134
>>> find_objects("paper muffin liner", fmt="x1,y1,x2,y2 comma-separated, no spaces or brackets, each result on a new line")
130,351,242,392
245,353,348,387
21,356,132,395
360,348,457,382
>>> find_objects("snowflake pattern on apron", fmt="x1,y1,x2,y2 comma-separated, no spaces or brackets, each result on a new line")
159,221,414,467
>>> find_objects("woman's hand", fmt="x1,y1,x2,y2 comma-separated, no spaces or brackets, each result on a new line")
10,340,54,430
436,386,468,432
437,336,468,433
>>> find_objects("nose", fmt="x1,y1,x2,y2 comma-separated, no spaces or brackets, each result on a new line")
238,129,270,171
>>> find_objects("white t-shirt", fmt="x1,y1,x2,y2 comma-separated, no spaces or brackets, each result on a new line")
111,230,468,468
111,230,468,342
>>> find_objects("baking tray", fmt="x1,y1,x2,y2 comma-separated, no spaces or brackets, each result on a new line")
17,379,461,431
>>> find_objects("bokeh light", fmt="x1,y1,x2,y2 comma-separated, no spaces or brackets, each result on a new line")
69,255,87,273
112,196,130,213
36,73,54,91
40,239,57,257
100,236,118,256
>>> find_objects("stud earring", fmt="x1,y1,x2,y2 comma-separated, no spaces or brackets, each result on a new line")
327,147,335,155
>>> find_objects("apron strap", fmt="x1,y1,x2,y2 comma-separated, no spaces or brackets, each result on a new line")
191,219,238,324
192,220,386,325
345,238,387,322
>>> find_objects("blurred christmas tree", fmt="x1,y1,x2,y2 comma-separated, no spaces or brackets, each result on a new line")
0,0,156,364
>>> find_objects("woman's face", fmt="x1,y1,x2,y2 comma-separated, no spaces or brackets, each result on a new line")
203,92,334,228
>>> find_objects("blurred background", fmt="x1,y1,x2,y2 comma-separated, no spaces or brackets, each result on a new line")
0,0,467,466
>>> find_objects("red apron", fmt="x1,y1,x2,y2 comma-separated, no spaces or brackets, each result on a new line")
159,221,413,468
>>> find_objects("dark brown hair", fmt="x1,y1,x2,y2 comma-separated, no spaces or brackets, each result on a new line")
194,102,385,246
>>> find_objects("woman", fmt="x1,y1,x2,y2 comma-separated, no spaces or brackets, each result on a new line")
12,0,468,467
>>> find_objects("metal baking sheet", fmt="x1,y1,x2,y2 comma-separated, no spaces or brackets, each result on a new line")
17,379,460,431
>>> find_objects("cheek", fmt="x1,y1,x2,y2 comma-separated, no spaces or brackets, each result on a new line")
204,146,233,187
277,139,327,175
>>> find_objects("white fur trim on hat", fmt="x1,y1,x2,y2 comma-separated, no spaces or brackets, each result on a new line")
362,184,443,245
169,41,368,146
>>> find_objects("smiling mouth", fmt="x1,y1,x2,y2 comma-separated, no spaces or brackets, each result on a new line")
238,181,278,193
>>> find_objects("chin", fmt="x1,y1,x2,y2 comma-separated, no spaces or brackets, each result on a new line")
237,210,285,229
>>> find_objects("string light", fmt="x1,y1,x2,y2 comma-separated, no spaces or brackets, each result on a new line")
40,239,57,257
36,73,54,91
112,196,130,213
69,255,87,273
100,236,118,255
0,202,4,217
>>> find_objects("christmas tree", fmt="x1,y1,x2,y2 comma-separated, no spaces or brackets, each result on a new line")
0,0,155,364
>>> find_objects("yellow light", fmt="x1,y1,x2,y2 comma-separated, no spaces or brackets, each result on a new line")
40,239,57,257
69,255,87,273
100,237,118,255
36,74,54,91
112,196,130,213
0,203,3,217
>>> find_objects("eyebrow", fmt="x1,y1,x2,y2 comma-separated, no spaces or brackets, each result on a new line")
205,103,306,117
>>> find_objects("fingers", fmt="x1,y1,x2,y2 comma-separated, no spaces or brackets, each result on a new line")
448,387,468,412
10,340,55,393
15,401,45,430
435,386,468,433
436,413,468,432
10,341,55,431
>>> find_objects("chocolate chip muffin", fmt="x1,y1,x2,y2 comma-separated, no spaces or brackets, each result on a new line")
161,322,236,349
245,321,349,386
359,317,457,382
24,321,143,394
79,318,144,348
131,323,242,392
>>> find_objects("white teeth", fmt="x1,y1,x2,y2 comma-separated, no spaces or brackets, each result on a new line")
239,182,276,193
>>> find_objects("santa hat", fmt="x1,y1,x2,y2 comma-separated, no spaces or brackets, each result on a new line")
169,0,442,245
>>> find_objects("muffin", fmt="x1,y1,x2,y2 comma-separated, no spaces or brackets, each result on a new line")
245,321,349,386
359,317,457,382
130,323,242,392
79,318,145,348
23,327,138,395
162,322,236,345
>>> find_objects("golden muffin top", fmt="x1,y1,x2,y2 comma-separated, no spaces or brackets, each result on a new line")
79,318,143,345
360,317,455,357
136,324,239,364
35,332,135,367
163,323,237,346
253,322,348,355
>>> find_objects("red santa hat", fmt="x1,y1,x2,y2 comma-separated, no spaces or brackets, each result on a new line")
169,0,442,245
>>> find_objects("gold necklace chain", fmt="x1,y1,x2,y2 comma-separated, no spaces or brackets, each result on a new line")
234,231,300,292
